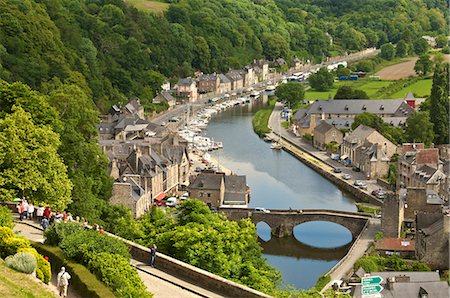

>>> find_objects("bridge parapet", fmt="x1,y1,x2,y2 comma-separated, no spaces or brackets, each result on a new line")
219,208,370,239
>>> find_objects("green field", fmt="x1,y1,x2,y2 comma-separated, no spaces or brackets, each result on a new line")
304,78,433,101
124,0,169,13
389,79,433,98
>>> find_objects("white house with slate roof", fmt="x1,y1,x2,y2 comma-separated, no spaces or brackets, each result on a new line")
293,98,415,136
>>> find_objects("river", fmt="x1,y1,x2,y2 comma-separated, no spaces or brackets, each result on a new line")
204,95,357,289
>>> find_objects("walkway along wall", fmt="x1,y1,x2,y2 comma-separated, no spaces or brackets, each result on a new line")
107,232,272,298
279,137,383,207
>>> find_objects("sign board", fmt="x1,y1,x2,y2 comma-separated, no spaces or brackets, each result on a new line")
361,285,383,295
362,276,383,286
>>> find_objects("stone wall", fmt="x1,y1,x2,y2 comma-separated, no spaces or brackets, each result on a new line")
381,194,404,238
109,234,271,298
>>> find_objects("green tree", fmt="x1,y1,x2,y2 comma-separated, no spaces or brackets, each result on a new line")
334,86,368,100
0,106,72,209
380,43,396,60
414,54,433,76
405,111,434,146
309,67,334,91
435,35,448,48
261,32,290,60
429,62,449,144
335,65,351,77
274,82,305,107
413,38,430,55
396,40,409,57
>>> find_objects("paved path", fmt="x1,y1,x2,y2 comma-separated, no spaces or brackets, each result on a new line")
13,219,223,298
322,218,380,291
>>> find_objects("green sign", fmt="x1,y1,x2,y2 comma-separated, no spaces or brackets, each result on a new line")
362,276,383,285
361,285,383,295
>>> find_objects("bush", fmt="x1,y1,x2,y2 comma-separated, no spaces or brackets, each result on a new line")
19,247,51,284
33,243,116,298
6,252,37,274
0,226,31,259
59,229,130,264
44,222,83,246
0,205,13,228
88,252,151,298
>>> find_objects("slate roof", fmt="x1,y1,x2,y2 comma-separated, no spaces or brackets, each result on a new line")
189,173,223,190
223,175,247,205
343,125,376,144
421,217,444,236
359,142,390,162
314,121,335,134
154,92,176,103
225,71,243,82
178,77,195,85
304,98,413,116
199,74,218,81
219,74,231,84
414,165,446,184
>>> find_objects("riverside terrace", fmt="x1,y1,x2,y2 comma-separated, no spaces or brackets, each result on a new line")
219,208,371,238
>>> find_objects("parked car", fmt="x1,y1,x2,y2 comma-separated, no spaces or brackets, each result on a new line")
255,207,270,213
352,167,361,172
342,174,351,180
180,193,189,200
371,189,386,199
353,180,364,186
165,197,178,207
333,168,342,173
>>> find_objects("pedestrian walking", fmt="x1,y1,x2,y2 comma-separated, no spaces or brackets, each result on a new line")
41,217,49,230
28,203,34,220
20,200,28,221
36,205,44,222
43,206,51,219
57,267,71,298
150,244,157,267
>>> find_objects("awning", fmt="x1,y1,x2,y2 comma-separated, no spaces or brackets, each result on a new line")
154,192,167,201
340,155,348,160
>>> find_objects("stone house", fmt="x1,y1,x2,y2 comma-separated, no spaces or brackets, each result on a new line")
122,98,145,119
341,125,397,175
381,191,406,238
152,91,176,108
403,187,444,221
313,121,343,151
223,175,249,207
375,238,415,258
198,73,219,94
354,142,391,179
177,77,198,101
109,176,151,218
188,172,225,208
237,67,254,87
416,213,450,270
217,74,231,94
225,71,243,90
410,165,446,195
251,59,269,82
293,98,414,136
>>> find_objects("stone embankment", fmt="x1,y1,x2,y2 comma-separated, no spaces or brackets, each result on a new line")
278,137,383,207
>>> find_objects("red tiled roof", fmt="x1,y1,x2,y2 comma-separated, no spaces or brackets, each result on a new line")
375,238,415,251
416,148,439,165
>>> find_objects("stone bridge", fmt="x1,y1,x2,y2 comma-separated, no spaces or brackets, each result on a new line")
219,208,371,239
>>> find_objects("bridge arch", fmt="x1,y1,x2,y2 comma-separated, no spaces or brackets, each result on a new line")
292,221,352,248
256,221,272,242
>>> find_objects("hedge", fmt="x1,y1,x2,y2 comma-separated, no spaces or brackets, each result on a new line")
32,242,115,298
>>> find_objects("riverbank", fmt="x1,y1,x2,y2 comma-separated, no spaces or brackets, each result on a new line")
252,98,276,137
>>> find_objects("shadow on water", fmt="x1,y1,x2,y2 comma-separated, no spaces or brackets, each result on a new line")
259,236,351,261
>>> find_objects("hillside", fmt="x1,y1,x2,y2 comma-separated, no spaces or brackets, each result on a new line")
0,0,447,110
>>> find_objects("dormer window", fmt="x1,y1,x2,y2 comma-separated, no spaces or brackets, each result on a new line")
380,105,384,110
362,105,367,110
345,121,349,127
318,105,322,111
344,105,349,111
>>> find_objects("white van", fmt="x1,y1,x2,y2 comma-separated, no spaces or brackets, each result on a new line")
254,207,270,213
166,197,178,207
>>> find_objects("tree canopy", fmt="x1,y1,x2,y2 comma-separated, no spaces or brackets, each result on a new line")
274,82,305,107
429,62,449,144
309,67,334,91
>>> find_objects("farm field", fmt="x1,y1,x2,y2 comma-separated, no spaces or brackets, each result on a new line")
124,0,169,13
389,79,433,98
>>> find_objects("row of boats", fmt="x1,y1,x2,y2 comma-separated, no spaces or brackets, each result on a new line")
178,95,260,151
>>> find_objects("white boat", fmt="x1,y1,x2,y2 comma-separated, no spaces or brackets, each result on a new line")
271,141,282,150
265,85,276,92
250,90,260,98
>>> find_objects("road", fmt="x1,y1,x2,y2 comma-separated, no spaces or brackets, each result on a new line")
322,218,381,292
13,219,224,298
268,102,384,203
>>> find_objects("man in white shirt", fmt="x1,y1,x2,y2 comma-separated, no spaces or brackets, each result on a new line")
57,267,71,298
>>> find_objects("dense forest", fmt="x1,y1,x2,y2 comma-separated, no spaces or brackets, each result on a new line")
0,0,447,110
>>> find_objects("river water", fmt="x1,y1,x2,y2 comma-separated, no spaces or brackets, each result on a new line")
205,95,357,289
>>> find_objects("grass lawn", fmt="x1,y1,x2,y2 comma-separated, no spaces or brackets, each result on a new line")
0,260,56,298
389,79,433,98
304,80,393,100
124,0,169,13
